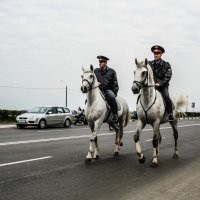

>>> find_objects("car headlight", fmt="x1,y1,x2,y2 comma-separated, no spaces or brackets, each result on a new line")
29,116,39,121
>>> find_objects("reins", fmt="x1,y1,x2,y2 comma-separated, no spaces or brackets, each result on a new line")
139,91,157,123
133,80,155,88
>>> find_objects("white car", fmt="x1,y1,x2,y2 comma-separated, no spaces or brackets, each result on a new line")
16,106,76,129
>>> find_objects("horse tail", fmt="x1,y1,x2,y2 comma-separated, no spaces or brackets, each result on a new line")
176,95,188,110
124,109,130,127
176,95,188,118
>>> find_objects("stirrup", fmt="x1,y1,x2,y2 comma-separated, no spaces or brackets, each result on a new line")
168,113,174,121
112,114,118,122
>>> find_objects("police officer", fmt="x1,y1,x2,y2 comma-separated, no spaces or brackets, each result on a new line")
94,55,119,122
149,45,174,121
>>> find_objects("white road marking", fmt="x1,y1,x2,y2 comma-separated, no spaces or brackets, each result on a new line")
37,127,89,133
145,137,165,142
0,135,93,146
0,123,200,146
0,156,52,167
145,139,152,142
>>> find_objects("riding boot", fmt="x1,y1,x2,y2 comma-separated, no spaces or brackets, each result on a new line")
104,90,118,122
160,87,175,122
167,103,175,121
111,99,118,122
110,99,118,122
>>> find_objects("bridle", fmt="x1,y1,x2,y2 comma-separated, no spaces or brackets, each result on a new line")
133,65,154,88
82,71,99,92
133,65,149,88
133,73,148,88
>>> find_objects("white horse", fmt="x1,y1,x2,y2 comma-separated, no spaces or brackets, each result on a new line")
81,65,130,162
131,59,187,167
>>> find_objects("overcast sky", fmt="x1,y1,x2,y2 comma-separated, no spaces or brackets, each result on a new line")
0,0,200,112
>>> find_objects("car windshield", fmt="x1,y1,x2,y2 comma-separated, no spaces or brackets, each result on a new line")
27,107,50,113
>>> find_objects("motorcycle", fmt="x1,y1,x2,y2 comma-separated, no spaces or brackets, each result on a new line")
74,109,88,125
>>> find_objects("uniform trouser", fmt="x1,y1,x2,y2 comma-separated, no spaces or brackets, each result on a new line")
158,86,173,114
104,90,118,115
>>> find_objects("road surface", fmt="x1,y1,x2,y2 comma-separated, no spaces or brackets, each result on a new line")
0,120,200,200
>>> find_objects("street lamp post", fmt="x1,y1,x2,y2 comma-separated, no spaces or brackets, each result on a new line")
66,85,67,107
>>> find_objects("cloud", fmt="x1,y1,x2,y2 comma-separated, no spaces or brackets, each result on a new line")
0,0,200,111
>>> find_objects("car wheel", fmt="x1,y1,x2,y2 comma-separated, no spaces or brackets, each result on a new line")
38,119,46,129
64,119,71,128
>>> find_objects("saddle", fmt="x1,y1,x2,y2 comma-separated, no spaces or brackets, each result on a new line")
100,92,123,122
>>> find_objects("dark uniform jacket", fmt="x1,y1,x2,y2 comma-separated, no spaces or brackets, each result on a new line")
94,66,119,95
149,59,172,88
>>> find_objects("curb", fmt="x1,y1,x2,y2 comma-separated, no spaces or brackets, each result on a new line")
0,125,16,129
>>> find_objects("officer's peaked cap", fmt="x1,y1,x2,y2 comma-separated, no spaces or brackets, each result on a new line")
97,55,109,61
151,45,165,53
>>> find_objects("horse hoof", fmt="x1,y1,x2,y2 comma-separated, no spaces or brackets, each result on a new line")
150,161,159,167
93,155,99,160
173,153,179,159
138,155,145,164
85,158,92,163
113,152,119,156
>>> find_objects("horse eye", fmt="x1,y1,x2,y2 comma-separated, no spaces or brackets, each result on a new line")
90,74,93,78
81,75,83,78
141,71,146,77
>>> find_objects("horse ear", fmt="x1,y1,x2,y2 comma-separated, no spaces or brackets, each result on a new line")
90,64,94,71
82,66,85,72
145,58,148,65
135,58,138,65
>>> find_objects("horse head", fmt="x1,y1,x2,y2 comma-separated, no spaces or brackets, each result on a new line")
81,65,96,93
132,58,149,94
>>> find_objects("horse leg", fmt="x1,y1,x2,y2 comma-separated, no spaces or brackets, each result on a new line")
134,120,146,164
85,138,96,162
170,120,179,159
113,120,123,156
151,122,162,167
85,120,101,162
85,121,95,162
108,122,120,156
93,138,100,159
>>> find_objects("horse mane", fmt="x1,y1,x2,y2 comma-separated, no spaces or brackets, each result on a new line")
146,63,155,85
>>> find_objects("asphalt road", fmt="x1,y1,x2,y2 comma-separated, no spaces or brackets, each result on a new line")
0,120,200,200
